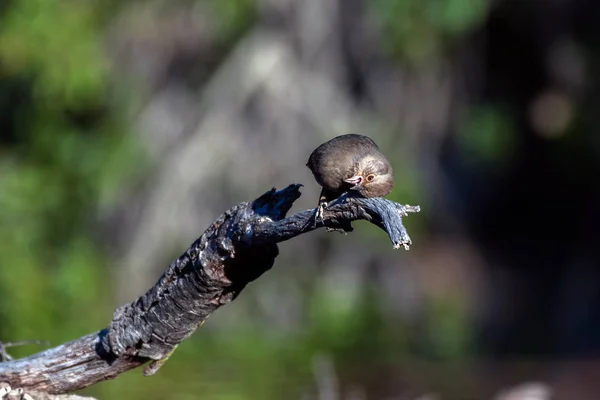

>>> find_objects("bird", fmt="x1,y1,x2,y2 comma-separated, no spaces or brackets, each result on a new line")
306,133,394,222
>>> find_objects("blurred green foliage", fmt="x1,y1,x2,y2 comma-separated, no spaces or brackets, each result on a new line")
0,0,475,399
371,0,489,62
211,0,256,41
0,0,113,108
0,0,140,348
457,105,516,168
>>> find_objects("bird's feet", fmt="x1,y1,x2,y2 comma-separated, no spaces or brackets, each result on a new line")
313,201,327,227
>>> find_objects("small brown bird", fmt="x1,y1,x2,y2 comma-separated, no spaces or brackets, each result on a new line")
306,133,394,220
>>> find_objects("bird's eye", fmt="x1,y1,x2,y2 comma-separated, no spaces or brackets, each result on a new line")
367,174,375,182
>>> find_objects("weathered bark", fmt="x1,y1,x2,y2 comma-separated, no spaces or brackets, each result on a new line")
0,184,419,398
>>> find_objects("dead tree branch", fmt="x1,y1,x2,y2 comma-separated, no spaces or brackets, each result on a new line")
0,184,419,397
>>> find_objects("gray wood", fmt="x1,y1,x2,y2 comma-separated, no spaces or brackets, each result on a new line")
0,184,419,397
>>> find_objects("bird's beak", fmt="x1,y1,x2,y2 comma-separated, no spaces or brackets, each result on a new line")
344,175,363,190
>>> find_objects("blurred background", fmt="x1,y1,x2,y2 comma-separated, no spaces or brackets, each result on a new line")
1,0,600,399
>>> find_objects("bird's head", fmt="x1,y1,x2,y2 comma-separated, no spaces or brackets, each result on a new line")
343,156,394,198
